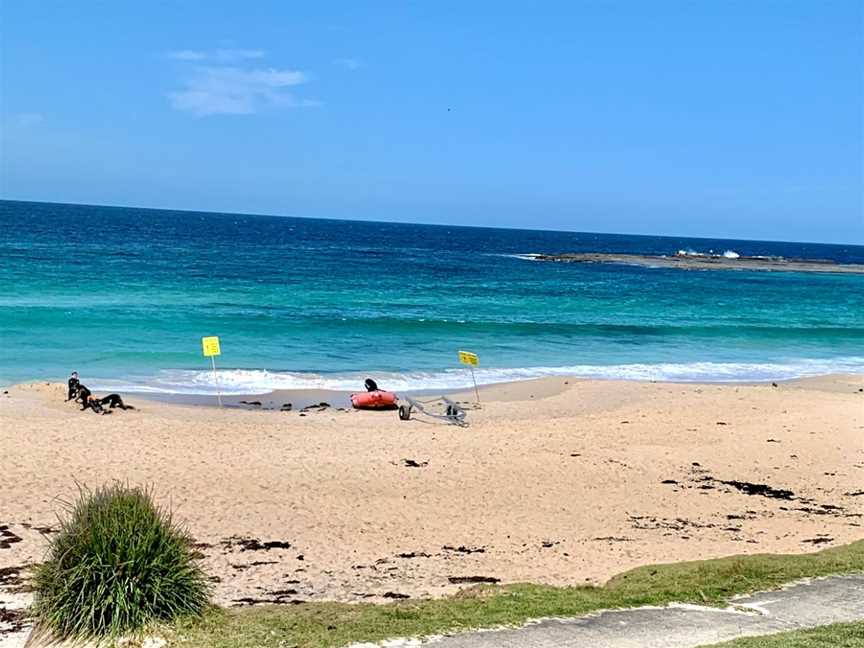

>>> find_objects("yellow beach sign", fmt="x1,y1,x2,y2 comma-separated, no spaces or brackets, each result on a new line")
201,336,222,407
201,336,221,357
458,350,479,366
458,350,481,404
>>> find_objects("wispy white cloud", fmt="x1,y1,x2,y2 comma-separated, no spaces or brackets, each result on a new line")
167,49,207,61
13,112,44,127
167,48,266,62
168,66,310,116
333,57,363,70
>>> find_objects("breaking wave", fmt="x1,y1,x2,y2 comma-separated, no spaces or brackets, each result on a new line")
89,356,864,395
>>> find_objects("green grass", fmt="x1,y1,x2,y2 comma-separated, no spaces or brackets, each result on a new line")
162,539,864,648
699,621,864,647
33,483,209,640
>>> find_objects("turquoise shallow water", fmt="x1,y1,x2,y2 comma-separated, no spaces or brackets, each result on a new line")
1,200,862,393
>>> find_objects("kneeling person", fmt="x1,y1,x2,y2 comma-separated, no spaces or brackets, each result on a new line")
77,385,92,409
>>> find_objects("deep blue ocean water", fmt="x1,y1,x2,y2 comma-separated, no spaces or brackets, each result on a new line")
1,200,862,393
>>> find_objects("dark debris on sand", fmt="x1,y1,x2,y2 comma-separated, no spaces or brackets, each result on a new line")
0,606,28,633
0,526,22,549
448,575,500,584
300,402,331,413
383,591,410,599
222,536,293,552
442,545,486,555
232,595,304,606
652,466,858,539
397,551,431,559
715,479,795,500
0,565,24,588
230,560,279,570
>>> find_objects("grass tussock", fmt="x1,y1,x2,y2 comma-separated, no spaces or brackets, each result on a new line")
165,539,864,648
33,483,208,640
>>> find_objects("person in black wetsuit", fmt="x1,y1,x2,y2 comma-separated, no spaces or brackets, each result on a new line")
86,396,107,414
82,392,134,414
66,372,80,401
365,378,379,392
99,394,134,410
76,385,92,409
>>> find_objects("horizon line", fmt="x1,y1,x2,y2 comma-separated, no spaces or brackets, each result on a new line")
1,197,861,248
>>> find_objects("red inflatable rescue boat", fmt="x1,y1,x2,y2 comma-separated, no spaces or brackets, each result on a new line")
351,390,398,410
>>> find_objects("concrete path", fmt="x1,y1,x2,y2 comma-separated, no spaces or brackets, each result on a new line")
352,575,864,648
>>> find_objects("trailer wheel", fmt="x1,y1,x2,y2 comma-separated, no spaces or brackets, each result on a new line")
398,405,411,421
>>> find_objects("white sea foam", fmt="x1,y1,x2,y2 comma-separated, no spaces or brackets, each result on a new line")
89,357,864,395
503,253,543,261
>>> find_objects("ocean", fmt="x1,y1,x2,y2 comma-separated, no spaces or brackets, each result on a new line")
1,200,862,394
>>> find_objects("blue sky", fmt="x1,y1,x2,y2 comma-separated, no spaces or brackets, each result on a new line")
1,1,862,243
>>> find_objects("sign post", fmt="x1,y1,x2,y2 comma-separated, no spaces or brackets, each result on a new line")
458,350,481,405
201,336,222,407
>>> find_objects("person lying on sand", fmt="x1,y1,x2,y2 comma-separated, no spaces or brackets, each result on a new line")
66,371,80,401
75,386,132,411
99,393,134,410
84,393,134,414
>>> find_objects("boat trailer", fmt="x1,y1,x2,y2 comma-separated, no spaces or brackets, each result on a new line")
398,395,468,426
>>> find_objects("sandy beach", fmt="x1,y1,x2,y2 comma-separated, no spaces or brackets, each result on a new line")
1,375,862,619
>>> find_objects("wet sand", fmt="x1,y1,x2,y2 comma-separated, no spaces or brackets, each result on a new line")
132,387,356,411
1,375,862,624
131,382,522,411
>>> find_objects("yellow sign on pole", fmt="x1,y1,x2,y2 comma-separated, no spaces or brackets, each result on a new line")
202,336,221,357
458,350,479,366
201,336,223,407
458,350,481,405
